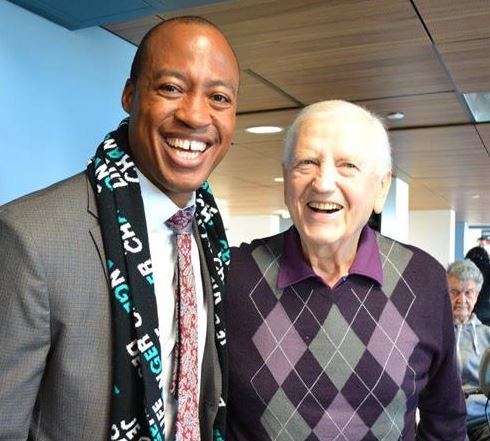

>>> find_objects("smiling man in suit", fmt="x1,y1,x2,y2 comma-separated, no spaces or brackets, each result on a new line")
0,16,239,441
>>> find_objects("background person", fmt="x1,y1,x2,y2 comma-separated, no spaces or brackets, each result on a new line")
448,259,490,441
0,16,239,441
466,247,490,326
225,100,466,440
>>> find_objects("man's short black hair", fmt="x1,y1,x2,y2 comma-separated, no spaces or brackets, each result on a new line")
129,16,237,84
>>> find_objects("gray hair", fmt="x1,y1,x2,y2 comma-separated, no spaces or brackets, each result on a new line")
283,100,392,176
447,259,484,290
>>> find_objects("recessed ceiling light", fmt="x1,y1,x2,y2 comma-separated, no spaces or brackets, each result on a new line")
245,125,284,134
472,194,481,199
386,112,405,121
274,177,284,183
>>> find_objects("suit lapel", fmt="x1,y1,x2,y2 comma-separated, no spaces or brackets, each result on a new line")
193,221,221,439
86,174,109,281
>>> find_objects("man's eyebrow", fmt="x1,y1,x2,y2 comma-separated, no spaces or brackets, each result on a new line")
153,68,186,82
206,79,238,97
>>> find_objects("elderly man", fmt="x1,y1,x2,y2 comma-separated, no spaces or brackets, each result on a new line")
226,100,466,440
448,259,490,441
0,17,239,441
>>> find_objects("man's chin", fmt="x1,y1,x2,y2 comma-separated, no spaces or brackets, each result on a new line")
161,174,209,195
453,313,469,325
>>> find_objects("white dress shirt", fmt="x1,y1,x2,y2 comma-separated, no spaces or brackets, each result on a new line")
137,169,207,439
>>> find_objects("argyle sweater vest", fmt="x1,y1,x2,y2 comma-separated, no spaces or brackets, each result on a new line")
225,228,466,441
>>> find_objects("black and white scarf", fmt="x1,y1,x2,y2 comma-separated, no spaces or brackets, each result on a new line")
86,119,229,440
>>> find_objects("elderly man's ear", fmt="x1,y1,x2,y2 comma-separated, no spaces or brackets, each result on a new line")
373,171,392,214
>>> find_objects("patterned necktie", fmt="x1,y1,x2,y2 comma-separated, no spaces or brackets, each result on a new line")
165,207,201,441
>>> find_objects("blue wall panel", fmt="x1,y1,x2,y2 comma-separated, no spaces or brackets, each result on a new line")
0,0,136,204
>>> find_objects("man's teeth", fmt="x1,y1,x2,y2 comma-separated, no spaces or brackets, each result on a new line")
166,137,207,152
308,202,343,211
176,150,200,160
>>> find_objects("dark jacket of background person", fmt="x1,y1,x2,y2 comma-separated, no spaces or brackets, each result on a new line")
466,247,490,326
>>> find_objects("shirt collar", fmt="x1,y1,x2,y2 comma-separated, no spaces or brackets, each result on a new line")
466,313,482,326
278,225,383,289
136,168,195,232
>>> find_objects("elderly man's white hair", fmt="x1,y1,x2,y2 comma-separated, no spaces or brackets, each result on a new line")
283,100,392,176
447,259,484,291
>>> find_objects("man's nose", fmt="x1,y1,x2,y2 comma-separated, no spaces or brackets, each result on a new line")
175,93,212,129
312,164,336,192
454,292,468,303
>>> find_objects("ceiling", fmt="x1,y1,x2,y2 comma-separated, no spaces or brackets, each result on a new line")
11,0,490,223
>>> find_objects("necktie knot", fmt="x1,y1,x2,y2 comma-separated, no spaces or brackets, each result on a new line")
165,207,194,234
